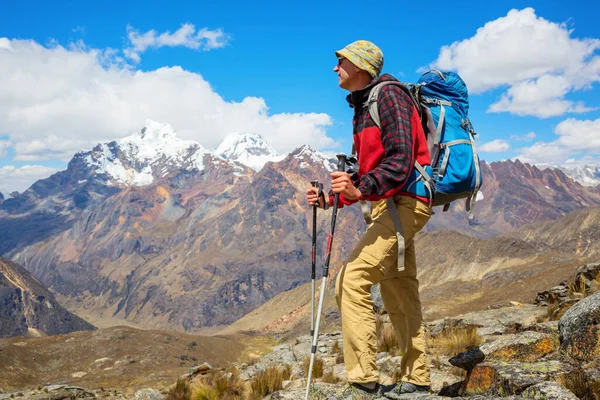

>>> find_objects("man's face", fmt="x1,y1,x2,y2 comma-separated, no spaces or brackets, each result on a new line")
334,57,359,91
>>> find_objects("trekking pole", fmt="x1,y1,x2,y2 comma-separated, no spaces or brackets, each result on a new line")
304,153,347,400
309,180,319,338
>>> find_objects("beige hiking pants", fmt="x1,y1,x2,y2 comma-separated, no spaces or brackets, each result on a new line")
335,196,433,386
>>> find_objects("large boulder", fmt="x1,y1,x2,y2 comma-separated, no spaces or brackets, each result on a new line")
479,331,557,362
558,290,600,361
466,360,573,395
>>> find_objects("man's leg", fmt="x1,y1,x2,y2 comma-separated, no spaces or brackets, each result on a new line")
380,243,430,386
335,200,399,384
335,256,381,384
379,197,432,387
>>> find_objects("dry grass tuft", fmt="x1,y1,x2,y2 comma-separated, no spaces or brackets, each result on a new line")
191,369,246,400
248,366,285,400
557,369,595,400
332,340,341,355
375,315,400,355
191,384,219,400
282,363,293,380
303,355,324,379
166,379,192,400
428,325,483,357
321,370,340,384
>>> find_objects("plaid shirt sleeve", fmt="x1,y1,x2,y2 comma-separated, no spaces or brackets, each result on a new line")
355,85,414,199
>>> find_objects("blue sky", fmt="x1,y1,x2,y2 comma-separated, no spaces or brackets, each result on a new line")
1,0,599,193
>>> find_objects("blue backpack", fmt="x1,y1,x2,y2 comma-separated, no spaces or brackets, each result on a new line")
365,69,483,217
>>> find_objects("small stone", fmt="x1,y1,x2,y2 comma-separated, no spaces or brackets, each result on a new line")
448,347,485,371
189,362,212,377
71,371,87,378
134,388,165,400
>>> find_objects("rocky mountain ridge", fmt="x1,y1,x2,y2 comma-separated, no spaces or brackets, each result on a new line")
553,164,600,187
2,121,600,333
0,257,95,338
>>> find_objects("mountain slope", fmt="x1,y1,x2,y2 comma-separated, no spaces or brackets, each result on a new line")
2,121,600,333
0,257,95,337
223,206,600,335
425,159,600,237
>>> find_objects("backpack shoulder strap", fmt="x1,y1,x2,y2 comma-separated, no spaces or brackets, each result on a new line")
366,81,414,129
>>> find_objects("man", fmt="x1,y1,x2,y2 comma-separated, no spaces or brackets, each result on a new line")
307,40,433,399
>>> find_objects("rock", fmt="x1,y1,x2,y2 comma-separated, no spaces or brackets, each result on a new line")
558,290,600,361
438,381,463,397
94,357,112,368
188,362,212,377
448,347,485,371
376,355,402,385
576,262,600,292
427,305,546,338
70,371,87,378
466,360,572,395
371,284,385,314
134,388,165,400
522,381,578,400
430,369,463,394
479,331,557,362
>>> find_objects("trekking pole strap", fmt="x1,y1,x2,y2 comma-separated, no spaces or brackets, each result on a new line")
385,198,405,272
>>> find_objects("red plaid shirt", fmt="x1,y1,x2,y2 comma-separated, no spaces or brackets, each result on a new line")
330,73,431,207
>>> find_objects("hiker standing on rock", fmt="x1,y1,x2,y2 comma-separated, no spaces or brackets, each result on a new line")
307,40,433,399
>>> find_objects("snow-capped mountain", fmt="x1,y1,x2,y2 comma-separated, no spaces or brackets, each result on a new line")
292,145,336,172
214,133,286,171
80,120,209,186
557,165,600,187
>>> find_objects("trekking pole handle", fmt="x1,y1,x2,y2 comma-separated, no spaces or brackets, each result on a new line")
311,179,328,210
336,153,347,173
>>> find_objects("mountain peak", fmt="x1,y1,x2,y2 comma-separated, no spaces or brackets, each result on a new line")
215,133,284,171
138,120,177,141
82,121,208,187
292,145,335,172
554,164,600,187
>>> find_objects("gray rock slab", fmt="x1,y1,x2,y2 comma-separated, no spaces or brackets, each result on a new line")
558,290,600,361
428,305,546,338
522,381,578,400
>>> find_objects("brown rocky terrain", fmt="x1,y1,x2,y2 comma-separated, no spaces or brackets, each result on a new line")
0,325,261,394
2,262,598,399
0,257,95,338
217,206,600,338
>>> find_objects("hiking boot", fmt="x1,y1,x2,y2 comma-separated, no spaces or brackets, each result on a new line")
384,381,430,399
337,382,390,399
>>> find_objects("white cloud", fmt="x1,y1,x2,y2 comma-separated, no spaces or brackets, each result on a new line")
514,117,600,165
479,139,509,152
0,165,60,195
0,37,336,164
0,140,12,157
125,23,230,62
555,118,600,151
513,141,567,165
511,132,536,142
428,8,600,118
